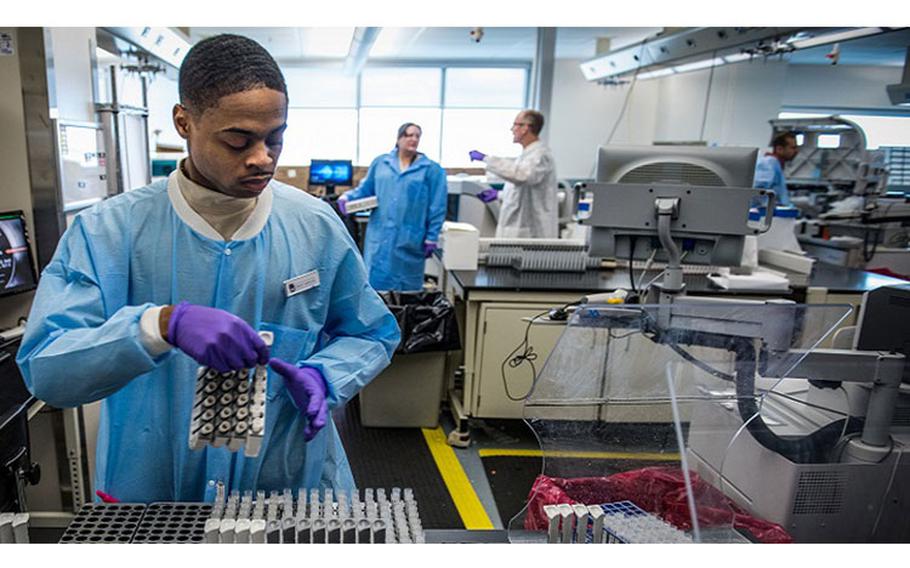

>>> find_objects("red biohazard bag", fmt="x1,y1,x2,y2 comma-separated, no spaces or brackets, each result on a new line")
524,466,792,543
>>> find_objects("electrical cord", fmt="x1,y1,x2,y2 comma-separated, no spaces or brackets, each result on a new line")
587,38,649,179
698,50,718,142
501,310,552,402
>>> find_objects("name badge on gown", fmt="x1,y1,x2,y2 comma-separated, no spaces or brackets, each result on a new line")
284,270,320,297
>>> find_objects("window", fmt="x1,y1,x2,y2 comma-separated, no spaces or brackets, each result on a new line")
282,64,528,167
284,68,357,107
282,109,358,166
445,68,526,108
360,68,441,107
817,134,841,149
358,108,442,164
441,109,522,167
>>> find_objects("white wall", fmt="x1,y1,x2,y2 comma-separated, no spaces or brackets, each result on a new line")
549,59,659,178
0,28,36,328
653,60,789,149
782,64,903,109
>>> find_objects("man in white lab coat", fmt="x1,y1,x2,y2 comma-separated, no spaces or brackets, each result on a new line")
470,109,558,238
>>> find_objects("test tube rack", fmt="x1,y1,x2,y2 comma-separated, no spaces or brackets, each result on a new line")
344,195,379,214
59,503,213,544
542,500,692,544
205,486,424,544
188,331,273,458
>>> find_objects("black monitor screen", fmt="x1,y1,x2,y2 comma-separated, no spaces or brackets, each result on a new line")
0,211,38,298
309,160,353,187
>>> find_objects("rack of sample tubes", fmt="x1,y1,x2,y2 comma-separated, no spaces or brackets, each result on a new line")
481,238,603,272
0,512,30,543
204,486,424,544
344,195,379,213
188,331,273,458
59,503,213,543
543,501,692,544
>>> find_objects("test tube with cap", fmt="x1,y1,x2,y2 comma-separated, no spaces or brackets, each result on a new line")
204,518,222,543
327,518,342,544
342,519,357,543
250,519,266,543
266,519,281,543
557,504,574,544
11,513,29,544
311,519,326,544
234,518,251,543
296,518,312,544
544,505,560,544
219,519,236,544
572,504,589,544
372,519,387,544
281,517,296,543
587,505,605,544
356,519,372,543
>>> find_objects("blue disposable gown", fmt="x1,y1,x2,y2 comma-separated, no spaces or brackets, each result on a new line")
753,154,791,206
16,176,400,503
343,150,448,291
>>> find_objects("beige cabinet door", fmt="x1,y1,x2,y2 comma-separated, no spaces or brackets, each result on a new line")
475,305,584,419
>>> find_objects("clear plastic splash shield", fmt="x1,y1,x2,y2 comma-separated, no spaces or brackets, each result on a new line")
508,301,859,544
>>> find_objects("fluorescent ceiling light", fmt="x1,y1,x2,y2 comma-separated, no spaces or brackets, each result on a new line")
107,27,191,68
672,57,725,73
637,67,675,80
723,53,753,64
789,27,884,49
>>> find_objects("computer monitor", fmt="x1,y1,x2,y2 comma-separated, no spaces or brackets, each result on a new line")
582,144,772,273
0,211,38,298
308,159,354,195
596,144,758,187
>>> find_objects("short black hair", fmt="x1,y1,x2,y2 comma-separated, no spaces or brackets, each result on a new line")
771,131,797,149
178,34,287,115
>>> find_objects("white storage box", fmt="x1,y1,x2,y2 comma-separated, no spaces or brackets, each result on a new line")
439,221,479,270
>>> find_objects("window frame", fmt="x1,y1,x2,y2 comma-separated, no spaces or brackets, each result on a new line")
283,60,531,166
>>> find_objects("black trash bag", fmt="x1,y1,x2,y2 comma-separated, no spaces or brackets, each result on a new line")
380,291,461,354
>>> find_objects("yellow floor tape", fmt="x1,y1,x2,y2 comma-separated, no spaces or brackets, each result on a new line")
421,427,494,530
477,448,680,461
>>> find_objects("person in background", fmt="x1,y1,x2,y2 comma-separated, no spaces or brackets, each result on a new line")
470,109,558,238
338,123,447,291
17,34,400,503
753,131,799,206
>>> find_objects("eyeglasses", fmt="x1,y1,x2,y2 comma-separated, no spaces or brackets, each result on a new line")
512,122,531,128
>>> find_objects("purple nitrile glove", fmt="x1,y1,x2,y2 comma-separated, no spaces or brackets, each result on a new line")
268,358,328,441
476,188,499,203
336,197,348,216
423,242,438,258
469,150,486,162
167,302,269,373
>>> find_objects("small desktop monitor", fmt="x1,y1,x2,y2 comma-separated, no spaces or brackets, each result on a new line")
596,144,758,188
308,160,353,194
0,211,38,297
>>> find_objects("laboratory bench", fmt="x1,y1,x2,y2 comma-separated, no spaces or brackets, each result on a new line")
440,262,908,428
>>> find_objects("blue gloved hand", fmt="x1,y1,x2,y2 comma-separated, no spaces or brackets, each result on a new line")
423,242,438,258
469,150,486,162
476,188,499,203
167,302,269,372
268,358,329,441
336,197,348,216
